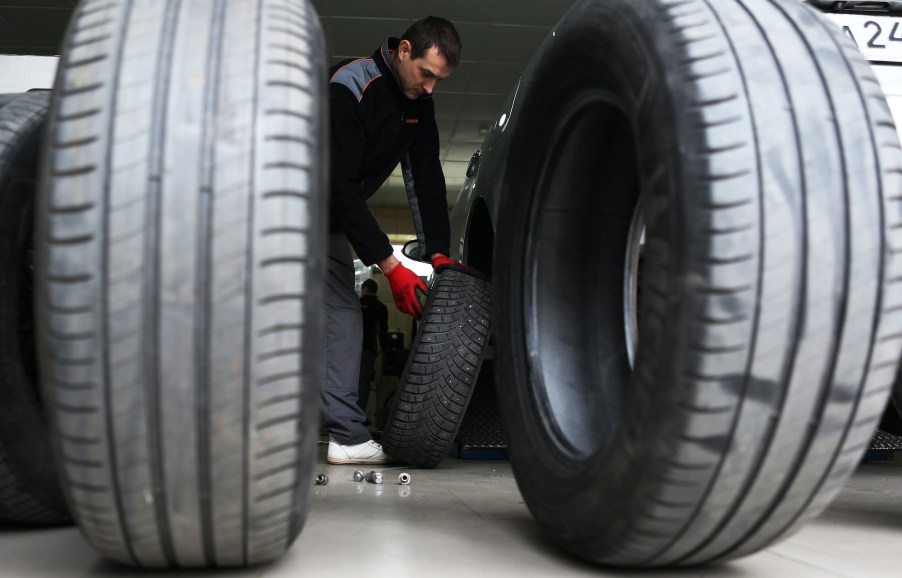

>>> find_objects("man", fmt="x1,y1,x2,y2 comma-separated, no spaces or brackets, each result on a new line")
324,17,463,464
357,278,392,421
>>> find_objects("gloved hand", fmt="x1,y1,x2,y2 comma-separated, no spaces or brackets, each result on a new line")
431,254,463,270
385,262,428,319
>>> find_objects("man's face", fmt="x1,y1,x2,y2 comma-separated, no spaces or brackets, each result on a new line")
394,40,453,100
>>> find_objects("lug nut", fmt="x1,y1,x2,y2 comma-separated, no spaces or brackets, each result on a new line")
365,471,383,484
314,473,329,486
398,473,411,485
353,470,365,482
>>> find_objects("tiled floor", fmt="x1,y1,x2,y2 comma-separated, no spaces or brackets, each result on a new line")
2,452,901,577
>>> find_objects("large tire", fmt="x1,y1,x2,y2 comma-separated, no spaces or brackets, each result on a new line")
382,266,491,467
0,92,70,526
493,0,902,568
35,0,326,568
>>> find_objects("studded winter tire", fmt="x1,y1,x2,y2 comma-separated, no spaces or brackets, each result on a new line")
382,266,492,468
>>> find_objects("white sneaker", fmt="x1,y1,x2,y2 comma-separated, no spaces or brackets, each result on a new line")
327,436,391,465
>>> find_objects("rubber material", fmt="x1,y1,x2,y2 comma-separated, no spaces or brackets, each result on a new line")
435,262,490,283
382,268,492,467
886,369,902,435
493,0,902,567
0,92,70,526
878,398,902,437
35,0,326,568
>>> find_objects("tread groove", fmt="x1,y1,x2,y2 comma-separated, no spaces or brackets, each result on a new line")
382,270,491,467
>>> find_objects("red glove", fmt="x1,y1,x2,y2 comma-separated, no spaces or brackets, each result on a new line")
431,254,463,270
385,263,428,319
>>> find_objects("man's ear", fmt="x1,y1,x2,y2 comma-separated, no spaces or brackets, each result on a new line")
398,39,412,59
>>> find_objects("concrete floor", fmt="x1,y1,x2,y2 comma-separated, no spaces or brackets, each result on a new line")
2,450,901,577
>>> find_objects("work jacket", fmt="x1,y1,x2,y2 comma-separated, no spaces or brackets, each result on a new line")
329,37,451,266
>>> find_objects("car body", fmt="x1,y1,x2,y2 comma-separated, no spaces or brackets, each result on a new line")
448,0,902,275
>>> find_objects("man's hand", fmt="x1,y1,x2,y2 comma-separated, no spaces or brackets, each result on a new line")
384,262,428,318
431,253,463,270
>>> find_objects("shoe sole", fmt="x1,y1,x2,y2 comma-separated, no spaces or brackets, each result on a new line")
326,456,390,465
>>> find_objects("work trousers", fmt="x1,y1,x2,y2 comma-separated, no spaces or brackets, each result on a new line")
357,348,377,418
321,232,371,445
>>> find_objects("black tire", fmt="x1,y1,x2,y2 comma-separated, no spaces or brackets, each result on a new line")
382,266,492,467
883,370,902,435
878,400,902,437
35,0,326,568
0,92,70,526
493,0,902,567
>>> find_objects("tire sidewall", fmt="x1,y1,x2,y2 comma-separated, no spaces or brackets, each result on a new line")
494,0,692,550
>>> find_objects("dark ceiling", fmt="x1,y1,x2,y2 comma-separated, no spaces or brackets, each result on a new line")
0,1,77,56
0,0,575,208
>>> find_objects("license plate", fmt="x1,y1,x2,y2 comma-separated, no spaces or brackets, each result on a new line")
822,12,902,63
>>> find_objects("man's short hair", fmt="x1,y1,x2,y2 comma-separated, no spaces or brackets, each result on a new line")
362,278,379,293
402,16,462,68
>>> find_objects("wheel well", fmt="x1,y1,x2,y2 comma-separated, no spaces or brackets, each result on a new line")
465,198,495,277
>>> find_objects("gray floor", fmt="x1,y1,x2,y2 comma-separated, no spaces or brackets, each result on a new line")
2,450,901,577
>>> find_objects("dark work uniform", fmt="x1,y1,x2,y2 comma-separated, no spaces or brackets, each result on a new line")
323,38,451,445
357,293,392,416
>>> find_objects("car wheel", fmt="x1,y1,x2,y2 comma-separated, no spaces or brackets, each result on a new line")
0,92,70,526
36,0,326,567
382,266,492,467
493,0,902,567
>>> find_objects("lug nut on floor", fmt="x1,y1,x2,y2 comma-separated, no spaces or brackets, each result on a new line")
314,473,329,486
365,471,384,484
398,473,411,485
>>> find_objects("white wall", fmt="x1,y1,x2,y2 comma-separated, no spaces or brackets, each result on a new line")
0,55,58,94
